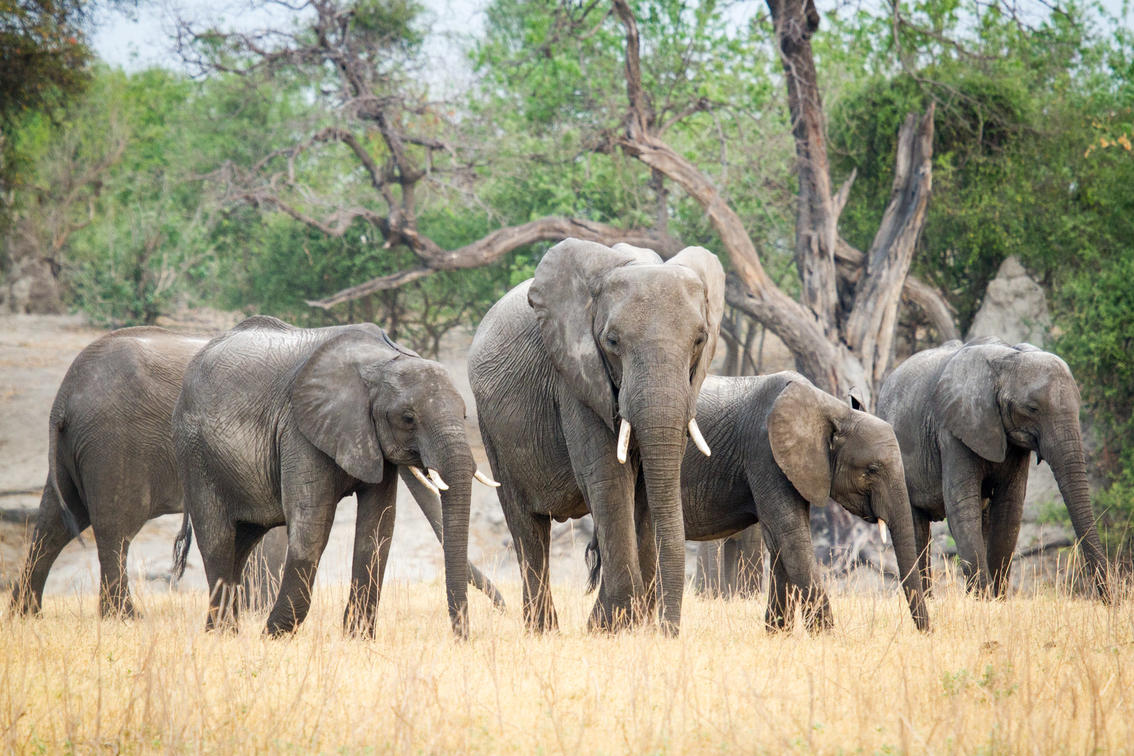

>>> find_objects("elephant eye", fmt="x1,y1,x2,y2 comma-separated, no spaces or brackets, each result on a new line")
693,332,707,347
867,463,880,476
605,333,619,349
401,411,416,427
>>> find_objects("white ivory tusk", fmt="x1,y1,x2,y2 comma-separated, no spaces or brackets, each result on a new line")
474,469,501,487
409,465,440,495
879,520,888,544
427,468,449,491
688,418,711,457
616,418,632,464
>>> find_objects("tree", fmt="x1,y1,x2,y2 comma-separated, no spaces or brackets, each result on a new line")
178,0,671,313
0,0,94,220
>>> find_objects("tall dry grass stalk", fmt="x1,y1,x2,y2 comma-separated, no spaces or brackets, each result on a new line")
2,571,1131,753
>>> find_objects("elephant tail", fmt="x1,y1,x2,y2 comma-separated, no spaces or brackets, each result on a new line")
585,532,601,594
171,510,193,583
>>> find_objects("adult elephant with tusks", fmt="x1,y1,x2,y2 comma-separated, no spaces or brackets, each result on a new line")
876,338,1110,601
469,238,724,635
172,316,499,639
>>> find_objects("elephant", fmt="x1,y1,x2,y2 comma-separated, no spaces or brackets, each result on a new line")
876,338,1109,601
586,372,930,632
172,316,500,638
692,525,763,599
9,326,504,620
469,238,725,635
9,327,211,618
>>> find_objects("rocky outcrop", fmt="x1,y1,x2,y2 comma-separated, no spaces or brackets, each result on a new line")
967,256,1051,346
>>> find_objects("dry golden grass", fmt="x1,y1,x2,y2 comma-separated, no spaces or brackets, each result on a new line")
2,575,1132,754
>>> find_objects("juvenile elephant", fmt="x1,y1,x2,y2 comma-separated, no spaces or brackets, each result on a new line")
876,339,1109,600
9,327,210,617
470,239,724,634
9,326,504,620
588,372,930,632
171,316,500,638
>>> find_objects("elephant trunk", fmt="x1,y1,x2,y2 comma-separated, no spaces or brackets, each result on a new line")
1041,418,1110,602
431,430,475,638
624,375,690,636
878,478,930,631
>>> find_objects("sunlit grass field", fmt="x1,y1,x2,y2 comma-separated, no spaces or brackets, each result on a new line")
3,574,1132,753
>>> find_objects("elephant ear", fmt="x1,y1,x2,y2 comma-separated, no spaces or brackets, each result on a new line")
528,238,661,430
667,245,726,399
932,344,1007,463
292,331,391,484
769,379,842,506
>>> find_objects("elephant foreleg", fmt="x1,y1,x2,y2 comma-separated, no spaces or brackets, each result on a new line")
635,499,657,620
765,545,794,632
761,499,832,633
986,460,1029,598
345,477,397,638
942,450,992,596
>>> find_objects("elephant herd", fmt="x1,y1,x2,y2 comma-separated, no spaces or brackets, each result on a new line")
8,238,1112,640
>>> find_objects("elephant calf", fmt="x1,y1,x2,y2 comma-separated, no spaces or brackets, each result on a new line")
877,338,1110,600
172,316,500,639
589,372,930,632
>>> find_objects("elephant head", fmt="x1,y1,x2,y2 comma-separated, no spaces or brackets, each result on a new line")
933,341,1109,600
769,379,930,631
527,238,725,632
291,329,487,636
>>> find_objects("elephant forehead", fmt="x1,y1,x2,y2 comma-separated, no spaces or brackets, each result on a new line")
604,264,703,301
1007,351,1078,403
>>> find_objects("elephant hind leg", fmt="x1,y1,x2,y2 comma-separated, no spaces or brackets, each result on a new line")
265,499,336,638
505,506,556,633
912,507,934,598
96,534,138,619
198,520,239,633
10,482,89,616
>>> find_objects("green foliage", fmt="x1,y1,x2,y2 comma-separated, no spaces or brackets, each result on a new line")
0,0,94,224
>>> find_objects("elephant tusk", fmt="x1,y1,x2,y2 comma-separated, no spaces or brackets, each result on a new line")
474,469,501,487
427,468,449,491
688,418,711,457
878,520,888,544
616,418,632,464
409,465,440,495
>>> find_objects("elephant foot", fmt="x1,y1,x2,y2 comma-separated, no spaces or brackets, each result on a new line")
587,601,638,634
100,599,138,621
9,587,42,617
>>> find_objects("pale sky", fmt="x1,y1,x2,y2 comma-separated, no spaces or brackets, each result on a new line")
91,0,1130,73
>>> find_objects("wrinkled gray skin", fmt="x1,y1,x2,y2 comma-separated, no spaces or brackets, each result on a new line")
9,326,503,621
9,328,210,618
469,239,724,635
588,372,930,632
173,316,486,638
876,339,1109,601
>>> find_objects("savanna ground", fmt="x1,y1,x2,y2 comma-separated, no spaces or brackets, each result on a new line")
2,572,1132,754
